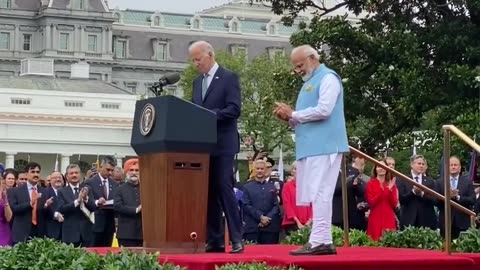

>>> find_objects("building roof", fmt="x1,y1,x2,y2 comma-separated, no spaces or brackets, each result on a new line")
117,9,299,37
0,76,133,95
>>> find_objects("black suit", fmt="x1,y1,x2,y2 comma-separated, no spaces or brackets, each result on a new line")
397,173,438,230
114,182,142,247
192,65,243,246
436,175,475,239
57,184,96,247
332,168,367,231
44,187,62,240
8,184,47,244
85,175,118,247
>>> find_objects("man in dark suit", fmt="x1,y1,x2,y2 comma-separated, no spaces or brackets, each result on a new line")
43,171,65,240
8,162,47,244
189,40,243,253
57,164,96,247
397,155,438,230
85,156,118,247
114,158,142,247
436,156,475,239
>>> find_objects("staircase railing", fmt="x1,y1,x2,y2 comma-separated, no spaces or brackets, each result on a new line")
341,145,476,255
442,125,480,254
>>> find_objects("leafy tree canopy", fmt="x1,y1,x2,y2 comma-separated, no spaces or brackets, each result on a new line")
254,0,480,162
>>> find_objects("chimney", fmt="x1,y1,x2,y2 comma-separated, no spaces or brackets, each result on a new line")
70,60,90,79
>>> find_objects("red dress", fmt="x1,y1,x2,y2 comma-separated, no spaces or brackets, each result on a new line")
281,180,312,226
366,178,398,241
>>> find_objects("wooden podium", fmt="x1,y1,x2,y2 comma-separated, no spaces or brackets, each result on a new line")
130,95,217,254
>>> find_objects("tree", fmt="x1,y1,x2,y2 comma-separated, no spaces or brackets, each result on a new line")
255,0,480,158
179,51,302,154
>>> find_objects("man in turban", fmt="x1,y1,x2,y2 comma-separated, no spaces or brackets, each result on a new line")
113,158,143,247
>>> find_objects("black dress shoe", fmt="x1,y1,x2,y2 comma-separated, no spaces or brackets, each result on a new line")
229,243,244,254
205,244,225,253
289,243,337,256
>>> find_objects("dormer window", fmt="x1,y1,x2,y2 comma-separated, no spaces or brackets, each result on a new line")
113,10,123,24
228,17,241,33
151,11,164,27
190,14,203,30
266,20,277,36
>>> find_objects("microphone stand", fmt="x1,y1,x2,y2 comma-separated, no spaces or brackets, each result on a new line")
148,82,165,97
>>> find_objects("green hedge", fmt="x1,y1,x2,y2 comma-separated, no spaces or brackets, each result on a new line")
0,238,301,270
283,225,480,253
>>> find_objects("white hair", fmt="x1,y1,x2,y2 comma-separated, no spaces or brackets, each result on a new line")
188,40,215,56
291,45,320,60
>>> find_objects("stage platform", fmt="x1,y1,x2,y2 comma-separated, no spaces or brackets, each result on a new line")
86,245,480,270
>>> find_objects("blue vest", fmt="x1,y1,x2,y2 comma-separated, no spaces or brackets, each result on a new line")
294,64,349,160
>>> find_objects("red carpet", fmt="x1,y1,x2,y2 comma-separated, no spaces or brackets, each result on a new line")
87,245,479,270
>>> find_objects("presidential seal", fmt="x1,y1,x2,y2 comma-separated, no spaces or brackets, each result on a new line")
140,103,155,136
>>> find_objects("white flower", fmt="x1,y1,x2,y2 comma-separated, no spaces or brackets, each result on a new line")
475,76,480,82
388,65,394,71
342,78,349,83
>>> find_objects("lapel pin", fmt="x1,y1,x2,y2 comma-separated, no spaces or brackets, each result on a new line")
215,76,219,79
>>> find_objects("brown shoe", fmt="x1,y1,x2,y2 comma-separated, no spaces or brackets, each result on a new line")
289,243,337,256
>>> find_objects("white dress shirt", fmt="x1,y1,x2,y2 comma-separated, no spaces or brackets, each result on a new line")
204,62,219,89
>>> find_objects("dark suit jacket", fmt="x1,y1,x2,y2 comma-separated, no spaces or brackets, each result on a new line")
44,187,62,240
332,168,367,230
192,65,241,156
114,182,142,240
242,180,281,233
397,173,438,229
8,184,47,243
436,175,475,231
57,184,96,244
85,175,118,233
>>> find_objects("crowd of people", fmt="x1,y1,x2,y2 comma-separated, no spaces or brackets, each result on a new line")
236,153,480,244
0,156,142,248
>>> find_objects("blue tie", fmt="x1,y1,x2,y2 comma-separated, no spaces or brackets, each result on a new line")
451,177,457,190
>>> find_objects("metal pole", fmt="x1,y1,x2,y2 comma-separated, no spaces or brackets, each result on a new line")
443,129,452,255
341,155,349,247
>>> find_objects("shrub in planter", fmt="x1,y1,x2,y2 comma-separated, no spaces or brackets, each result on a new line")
379,226,443,250
348,229,377,247
282,225,375,247
216,262,302,270
453,227,480,253
282,225,311,245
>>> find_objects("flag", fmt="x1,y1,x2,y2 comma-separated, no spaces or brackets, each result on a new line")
78,154,81,161
96,155,100,168
278,146,284,181
54,154,59,172
468,150,478,182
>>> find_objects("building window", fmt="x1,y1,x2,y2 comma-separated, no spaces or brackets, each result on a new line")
0,0,11,8
79,0,85,9
0,32,10,50
158,43,167,61
11,98,31,105
231,45,247,57
23,34,31,51
154,16,160,26
64,101,84,107
193,19,200,29
59,33,70,50
268,47,285,59
87,35,97,52
114,39,127,58
231,22,238,32
124,82,137,93
101,102,120,109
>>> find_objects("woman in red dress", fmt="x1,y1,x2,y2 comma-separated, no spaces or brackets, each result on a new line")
366,160,398,241
281,162,312,235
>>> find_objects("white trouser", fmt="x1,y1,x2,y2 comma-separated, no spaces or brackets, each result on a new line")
296,153,343,246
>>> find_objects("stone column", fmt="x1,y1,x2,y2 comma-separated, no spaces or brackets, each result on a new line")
107,27,113,54
52,24,57,50
75,25,81,51
45,24,51,50
116,156,124,168
102,26,107,53
61,154,71,174
5,152,16,168
79,25,85,51
14,25,19,51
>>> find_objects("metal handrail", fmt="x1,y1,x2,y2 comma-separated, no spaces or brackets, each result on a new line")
442,125,480,255
443,125,480,153
341,146,476,251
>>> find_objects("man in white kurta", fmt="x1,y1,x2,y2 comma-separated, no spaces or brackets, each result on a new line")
274,45,349,255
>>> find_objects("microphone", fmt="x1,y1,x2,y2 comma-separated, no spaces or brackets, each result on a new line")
159,73,181,87
149,72,181,97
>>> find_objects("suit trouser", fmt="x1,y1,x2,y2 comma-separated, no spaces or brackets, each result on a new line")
118,239,143,247
207,155,243,245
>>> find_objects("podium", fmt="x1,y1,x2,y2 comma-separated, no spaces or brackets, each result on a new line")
130,95,216,253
